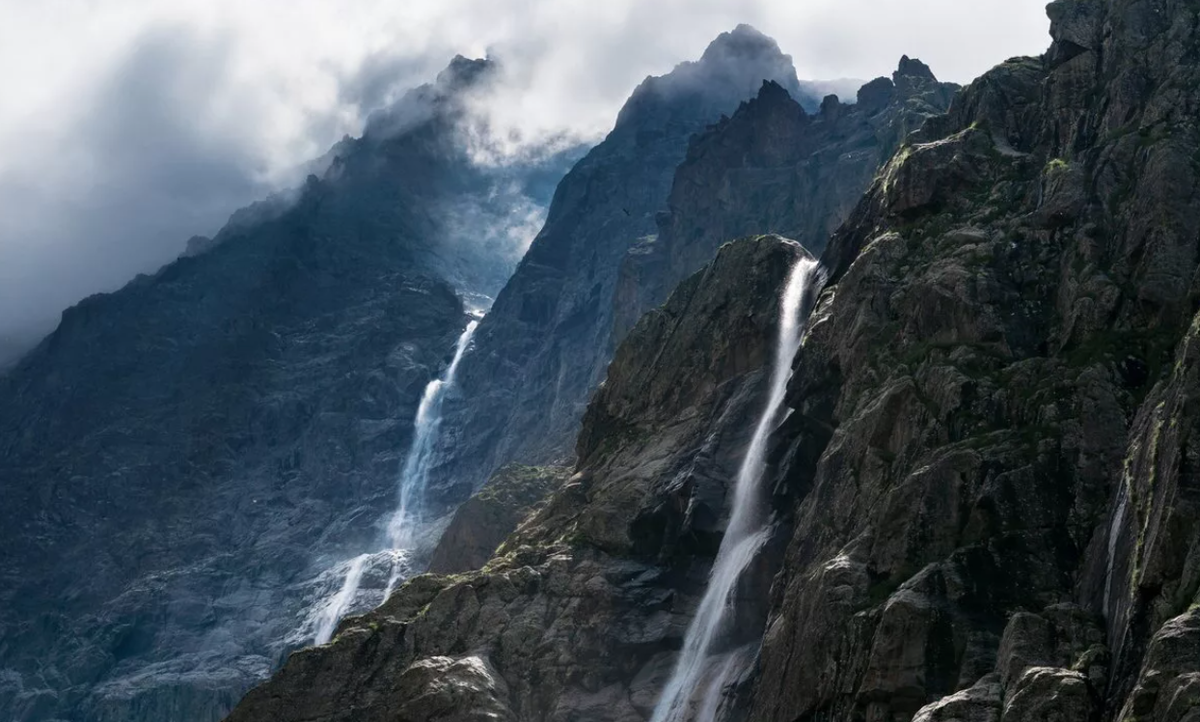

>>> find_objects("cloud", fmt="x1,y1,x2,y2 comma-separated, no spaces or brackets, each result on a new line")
0,25,282,347
0,0,1053,357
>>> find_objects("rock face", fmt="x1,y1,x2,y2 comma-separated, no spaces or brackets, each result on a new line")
224,235,814,722
748,0,1200,719
612,60,957,342
427,465,572,575
0,56,575,722
429,26,822,504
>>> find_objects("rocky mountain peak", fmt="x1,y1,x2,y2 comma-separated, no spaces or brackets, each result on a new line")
363,54,495,139
436,54,496,90
615,25,804,130
1046,0,1102,65
699,23,784,64
893,54,940,94
819,93,845,120
754,78,803,113
856,76,897,112
895,54,937,82
694,23,804,102
858,55,954,111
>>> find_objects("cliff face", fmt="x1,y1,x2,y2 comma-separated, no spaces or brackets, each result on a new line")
0,57,573,722
612,61,957,343
428,26,820,504
225,235,814,722
751,0,1200,719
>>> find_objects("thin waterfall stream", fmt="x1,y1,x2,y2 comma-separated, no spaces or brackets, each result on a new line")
651,256,818,722
308,318,481,644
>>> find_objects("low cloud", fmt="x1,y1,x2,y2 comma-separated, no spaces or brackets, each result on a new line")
0,26,282,348
0,0,1052,358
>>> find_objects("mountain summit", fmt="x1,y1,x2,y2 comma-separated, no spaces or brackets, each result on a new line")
614,23,803,129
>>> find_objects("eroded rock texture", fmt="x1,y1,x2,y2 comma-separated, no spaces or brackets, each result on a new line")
232,2,1199,720
428,465,572,575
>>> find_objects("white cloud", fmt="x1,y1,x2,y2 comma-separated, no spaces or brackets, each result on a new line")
0,0,1052,348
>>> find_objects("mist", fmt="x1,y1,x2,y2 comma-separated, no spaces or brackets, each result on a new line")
0,0,1052,361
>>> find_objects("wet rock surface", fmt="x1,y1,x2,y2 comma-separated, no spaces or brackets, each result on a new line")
234,2,1200,720
13,3,1200,721
750,0,1200,719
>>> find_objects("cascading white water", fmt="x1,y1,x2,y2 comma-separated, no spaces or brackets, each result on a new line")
1103,475,1130,618
651,257,817,722
309,319,480,644
386,319,480,550
312,554,368,645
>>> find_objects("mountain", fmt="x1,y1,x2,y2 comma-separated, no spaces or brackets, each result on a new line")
613,60,956,342
424,26,827,507
226,1,1200,721
0,56,577,722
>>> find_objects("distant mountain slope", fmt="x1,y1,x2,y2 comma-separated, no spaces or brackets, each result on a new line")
0,56,577,722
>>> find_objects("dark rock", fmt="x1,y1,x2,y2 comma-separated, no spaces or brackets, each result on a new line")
1002,667,1099,721
896,55,938,84
750,1,1200,721
858,77,898,112
427,465,571,574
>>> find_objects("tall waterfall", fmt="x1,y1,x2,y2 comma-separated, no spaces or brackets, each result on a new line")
387,319,480,550
651,257,817,722
308,319,480,644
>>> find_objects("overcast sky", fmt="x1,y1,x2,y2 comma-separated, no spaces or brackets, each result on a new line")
0,0,1052,348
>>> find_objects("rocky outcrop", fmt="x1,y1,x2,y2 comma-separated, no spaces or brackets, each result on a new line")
224,235,814,722
612,58,957,342
430,26,821,505
0,55,574,722
427,465,571,575
748,0,1200,720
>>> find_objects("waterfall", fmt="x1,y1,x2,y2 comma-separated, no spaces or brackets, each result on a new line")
651,257,817,722
312,554,368,645
1103,474,1130,618
308,318,480,644
386,319,480,550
